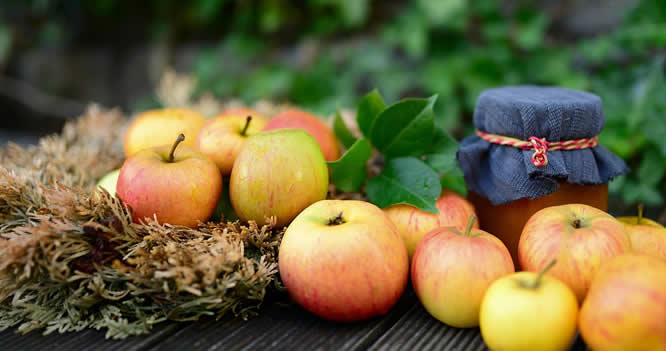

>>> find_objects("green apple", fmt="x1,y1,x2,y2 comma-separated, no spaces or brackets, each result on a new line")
479,260,579,351
279,199,409,322
96,169,120,195
117,134,223,228
229,129,329,227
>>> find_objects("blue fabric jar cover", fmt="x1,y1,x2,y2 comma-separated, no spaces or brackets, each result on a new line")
456,86,630,206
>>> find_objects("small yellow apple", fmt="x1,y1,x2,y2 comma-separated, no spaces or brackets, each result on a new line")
195,114,267,175
96,169,120,195
479,260,578,351
124,108,205,157
617,204,666,259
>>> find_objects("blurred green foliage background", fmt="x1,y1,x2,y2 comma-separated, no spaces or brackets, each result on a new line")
1,0,665,207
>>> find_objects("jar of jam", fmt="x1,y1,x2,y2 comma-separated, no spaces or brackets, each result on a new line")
457,86,629,267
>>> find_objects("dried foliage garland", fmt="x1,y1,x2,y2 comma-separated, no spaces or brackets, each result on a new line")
0,105,285,339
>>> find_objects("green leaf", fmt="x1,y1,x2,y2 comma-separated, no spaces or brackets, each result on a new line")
333,109,357,149
357,89,386,138
440,166,468,197
366,157,441,213
423,127,459,173
327,138,372,192
369,95,437,158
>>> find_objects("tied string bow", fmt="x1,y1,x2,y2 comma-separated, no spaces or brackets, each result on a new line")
475,130,599,167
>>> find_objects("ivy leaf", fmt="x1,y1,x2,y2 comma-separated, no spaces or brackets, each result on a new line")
357,89,386,138
327,138,372,192
333,109,357,149
369,95,437,158
366,157,441,213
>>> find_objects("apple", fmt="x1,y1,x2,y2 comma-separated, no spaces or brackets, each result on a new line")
411,215,514,328
117,134,222,228
96,169,120,195
579,253,666,351
195,115,267,175
384,190,479,258
124,108,205,157
479,260,579,351
216,106,266,120
278,199,409,322
617,204,666,259
229,129,328,227
518,203,631,302
263,109,340,161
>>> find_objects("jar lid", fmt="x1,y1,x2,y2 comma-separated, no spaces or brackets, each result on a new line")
457,85,629,205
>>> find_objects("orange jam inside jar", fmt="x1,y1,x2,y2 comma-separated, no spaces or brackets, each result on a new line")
457,86,629,268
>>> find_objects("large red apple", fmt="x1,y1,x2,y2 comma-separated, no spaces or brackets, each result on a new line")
229,129,328,227
411,215,514,327
384,190,478,258
263,109,340,161
617,204,666,260
195,115,267,175
518,204,631,302
279,200,409,322
117,134,222,228
579,253,666,351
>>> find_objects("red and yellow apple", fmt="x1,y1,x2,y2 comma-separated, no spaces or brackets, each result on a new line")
411,215,513,328
579,253,666,351
518,203,631,302
124,108,205,157
195,114,267,175
384,190,478,258
117,134,222,228
229,129,328,227
480,260,579,351
263,109,340,161
617,204,666,259
279,199,408,322
216,106,266,120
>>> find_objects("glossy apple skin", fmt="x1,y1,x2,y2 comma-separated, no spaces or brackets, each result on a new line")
384,190,479,258
617,216,666,259
579,253,666,351
263,109,340,162
230,129,328,227
216,107,266,120
117,145,222,228
411,225,514,328
124,108,205,157
479,271,579,351
279,200,409,322
518,204,631,302
195,114,267,175
96,169,120,195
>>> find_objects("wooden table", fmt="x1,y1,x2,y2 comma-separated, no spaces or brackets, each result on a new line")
0,287,588,351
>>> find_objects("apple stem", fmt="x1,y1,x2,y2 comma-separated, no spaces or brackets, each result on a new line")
532,259,557,289
637,203,644,225
328,212,345,226
463,215,476,237
240,116,252,136
168,133,185,163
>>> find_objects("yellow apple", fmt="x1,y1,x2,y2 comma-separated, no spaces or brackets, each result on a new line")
195,114,267,175
384,190,478,258
480,260,578,351
617,204,666,259
411,215,514,328
96,169,120,195
579,253,666,351
124,108,205,157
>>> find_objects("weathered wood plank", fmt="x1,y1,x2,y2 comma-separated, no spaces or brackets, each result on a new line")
147,290,418,351
0,322,182,351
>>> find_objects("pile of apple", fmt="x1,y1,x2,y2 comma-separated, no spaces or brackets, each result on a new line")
99,107,666,351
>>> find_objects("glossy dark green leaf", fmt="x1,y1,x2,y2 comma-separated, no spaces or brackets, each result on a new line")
423,127,459,173
440,165,467,197
369,95,437,158
356,89,386,138
327,138,372,192
366,157,441,213
333,109,357,149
